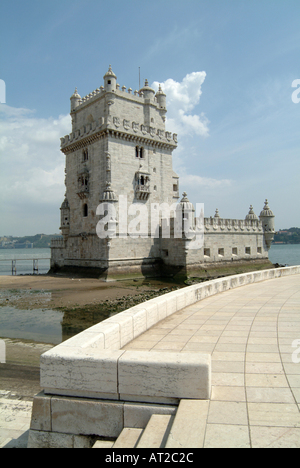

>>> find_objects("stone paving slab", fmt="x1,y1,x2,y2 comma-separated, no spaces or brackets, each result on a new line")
0,394,32,448
123,274,300,448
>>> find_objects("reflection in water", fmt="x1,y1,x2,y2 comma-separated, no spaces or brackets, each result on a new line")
61,308,116,343
0,278,182,344
0,306,115,345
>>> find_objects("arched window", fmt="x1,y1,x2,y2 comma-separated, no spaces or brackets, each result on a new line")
83,204,88,217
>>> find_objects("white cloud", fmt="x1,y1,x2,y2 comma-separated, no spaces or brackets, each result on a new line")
180,173,232,190
152,71,209,137
0,105,71,234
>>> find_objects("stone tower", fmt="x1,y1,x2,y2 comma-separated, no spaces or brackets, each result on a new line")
51,66,275,279
52,66,179,274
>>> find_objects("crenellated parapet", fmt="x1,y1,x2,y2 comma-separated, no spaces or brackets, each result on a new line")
60,117,177,154
204,216,263,233
64,66,177,154
71,75,164,111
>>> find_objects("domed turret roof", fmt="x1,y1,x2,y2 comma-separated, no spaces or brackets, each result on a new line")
139,79,155,95
60,198,70,210
103,65,117,79
156,84,166,97
177,192,195,212
70,87,81,99
101,182,117,202
245,205,258,220
260,199,274,217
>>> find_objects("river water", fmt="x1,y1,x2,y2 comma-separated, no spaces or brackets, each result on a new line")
0,245,299,344
0,245,299,276
0,248,51,276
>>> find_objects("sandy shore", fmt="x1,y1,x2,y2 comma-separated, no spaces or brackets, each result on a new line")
0,274,175,309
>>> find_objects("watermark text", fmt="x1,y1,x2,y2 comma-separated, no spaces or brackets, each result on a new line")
291,79,300,104
0,79,6,104
0,340,6,364
96,196,204,250
292,339,300,364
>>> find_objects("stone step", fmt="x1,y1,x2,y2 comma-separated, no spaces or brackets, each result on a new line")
113,428,143,448
93,440,115,448
136,414,173,448
165,399,210,448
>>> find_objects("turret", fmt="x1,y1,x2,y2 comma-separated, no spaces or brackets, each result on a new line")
156,84,167,111
60,197,70,240
245,205,258,221
139,79,155,101
70,88,81,112
103,65,117,93
176,192,195,239
259,199,275,250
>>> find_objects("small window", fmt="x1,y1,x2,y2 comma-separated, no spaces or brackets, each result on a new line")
83,149,88,161
173,184,178,192
245,247,251,255
232,247,238,255
204,248,210,257
154,185,157,191
162,249,168,257
257,247,262,254
135,146,144,159
83,204,88,217
218,248,224,257
108,80,111,84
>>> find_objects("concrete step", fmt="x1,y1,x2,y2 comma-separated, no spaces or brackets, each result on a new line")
136,414,173,448
113,428,143,448
93,440,114,448
165,399,209,448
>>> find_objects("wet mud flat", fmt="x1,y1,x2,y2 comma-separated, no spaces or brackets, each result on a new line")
0,275,181,400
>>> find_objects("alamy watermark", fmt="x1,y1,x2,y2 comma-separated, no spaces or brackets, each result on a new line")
96,196,204,250
291,79,300,103
0,339,6,364
292,339,300,364
0,79,6,104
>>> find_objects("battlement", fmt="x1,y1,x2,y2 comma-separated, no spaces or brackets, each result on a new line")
74,84,159,110
70,66,166,113
51,237,64,248
204,216,263,233
64,67,177,153
60,117,177,152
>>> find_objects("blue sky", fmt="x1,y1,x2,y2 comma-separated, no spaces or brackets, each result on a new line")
0,0,299,235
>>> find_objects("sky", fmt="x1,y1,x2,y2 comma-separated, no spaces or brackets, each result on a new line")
0,0,299,236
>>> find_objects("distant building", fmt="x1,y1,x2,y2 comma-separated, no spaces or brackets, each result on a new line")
51,66,275,278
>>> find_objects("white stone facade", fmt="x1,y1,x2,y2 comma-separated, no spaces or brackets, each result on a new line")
51,66,275,275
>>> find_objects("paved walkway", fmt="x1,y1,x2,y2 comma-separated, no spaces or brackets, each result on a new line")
123,274,300,448
1,273,300,448
0,392,32,448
